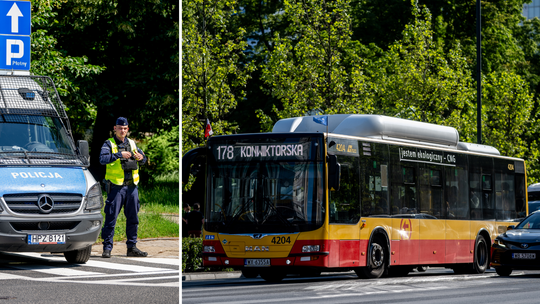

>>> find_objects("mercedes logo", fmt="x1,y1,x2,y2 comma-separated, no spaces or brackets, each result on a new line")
37,194,54,214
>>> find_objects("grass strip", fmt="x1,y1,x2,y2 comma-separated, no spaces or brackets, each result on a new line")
96,172,179,244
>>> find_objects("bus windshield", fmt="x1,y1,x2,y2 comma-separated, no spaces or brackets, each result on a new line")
205,134,325,233
207,161,324,233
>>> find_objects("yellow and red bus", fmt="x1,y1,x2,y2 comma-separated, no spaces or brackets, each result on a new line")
184,114,527,282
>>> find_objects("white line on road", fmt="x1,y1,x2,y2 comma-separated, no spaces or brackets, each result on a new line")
10,264,102,276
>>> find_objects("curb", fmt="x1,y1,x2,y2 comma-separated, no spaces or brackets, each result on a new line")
182,271,243,281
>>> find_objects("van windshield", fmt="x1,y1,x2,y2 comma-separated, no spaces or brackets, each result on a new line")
0,114,81,165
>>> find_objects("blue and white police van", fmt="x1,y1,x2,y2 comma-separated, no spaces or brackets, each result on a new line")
0,75,102,263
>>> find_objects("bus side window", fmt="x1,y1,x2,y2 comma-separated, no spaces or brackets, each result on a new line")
494,158,517,221
419,166,442,218
360,142,390,217
469,157,484,220
445,160,469,220
388,145,417,216
329,155,360,224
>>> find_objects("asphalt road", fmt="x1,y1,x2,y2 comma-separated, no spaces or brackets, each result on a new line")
182,268,540,304
0,251,179,304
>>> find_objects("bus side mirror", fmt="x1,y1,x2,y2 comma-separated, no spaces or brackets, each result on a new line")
328,154,341,191
182,147,206,184
77,140,89,163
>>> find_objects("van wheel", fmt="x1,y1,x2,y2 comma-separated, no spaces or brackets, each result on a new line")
356,236,388,279
473,235,488,274
64,245,92,264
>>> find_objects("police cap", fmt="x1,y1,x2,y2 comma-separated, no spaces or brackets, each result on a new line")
116,117,129,126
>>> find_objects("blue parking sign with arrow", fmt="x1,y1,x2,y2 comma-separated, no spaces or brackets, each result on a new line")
0,1,31,71
0,1,30,36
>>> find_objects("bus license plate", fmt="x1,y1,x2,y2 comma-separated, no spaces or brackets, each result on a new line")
28,234,66,245
245,259,270,267
512,253,536,259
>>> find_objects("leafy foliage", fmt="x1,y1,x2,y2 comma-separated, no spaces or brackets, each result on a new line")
182,0,540,186
371,5,477,142
182,237,203,272
145,127,180,180
259,0,374,129
182,0,255,153
31,0,105,139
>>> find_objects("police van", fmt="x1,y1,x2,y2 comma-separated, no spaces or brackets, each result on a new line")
0,75,102,263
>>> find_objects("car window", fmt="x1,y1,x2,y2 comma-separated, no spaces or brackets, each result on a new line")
517,214,540,229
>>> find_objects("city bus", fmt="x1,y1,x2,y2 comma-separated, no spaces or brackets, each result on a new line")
183,114,527,282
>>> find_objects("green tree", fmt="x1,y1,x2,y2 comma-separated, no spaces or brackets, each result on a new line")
44,0,179,180
259,0,374,130
182,0,254,154
482,71,540,184
31,0,105,139
370,5,477,141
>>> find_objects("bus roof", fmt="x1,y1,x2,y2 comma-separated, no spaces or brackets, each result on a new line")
272,114,500,155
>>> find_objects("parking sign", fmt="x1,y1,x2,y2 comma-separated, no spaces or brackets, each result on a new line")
0,35,30,70
0,1,30,71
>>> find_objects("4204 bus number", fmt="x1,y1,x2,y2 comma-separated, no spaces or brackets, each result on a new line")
271,236,291,244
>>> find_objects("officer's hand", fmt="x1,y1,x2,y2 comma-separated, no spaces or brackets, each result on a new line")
121,151,132,159
133,151,143,161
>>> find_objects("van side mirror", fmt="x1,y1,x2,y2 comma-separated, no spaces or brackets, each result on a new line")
328,154,341,191
77,140,89,164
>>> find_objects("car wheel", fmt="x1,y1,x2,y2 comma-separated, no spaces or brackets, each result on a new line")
473,235,488,274
356,236,388,279
495,267,512,276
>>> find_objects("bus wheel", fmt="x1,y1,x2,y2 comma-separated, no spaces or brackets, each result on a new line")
357,236,388,279
473,235,488,274
416,266,428,272
241,269,259,278
495,267,512,276
260,270,286,282
387,266,411,277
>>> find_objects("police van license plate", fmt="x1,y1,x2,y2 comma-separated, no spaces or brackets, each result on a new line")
28,234,66,245
512,253,536,259
245,259,270,267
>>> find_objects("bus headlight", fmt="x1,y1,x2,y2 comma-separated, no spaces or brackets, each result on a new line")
204,246,215,253
85,183,103,210
302,245,320,252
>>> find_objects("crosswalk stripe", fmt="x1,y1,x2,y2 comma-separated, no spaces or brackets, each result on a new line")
13,253,170,272
0,273,29,280
125,257,179,266
10,264,102,276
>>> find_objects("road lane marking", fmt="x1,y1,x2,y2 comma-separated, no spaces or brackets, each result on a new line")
10,252,171,272
127,257,179,266
10,264,102,276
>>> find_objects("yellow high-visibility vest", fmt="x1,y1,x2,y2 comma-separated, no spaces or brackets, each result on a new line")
105,138,140,186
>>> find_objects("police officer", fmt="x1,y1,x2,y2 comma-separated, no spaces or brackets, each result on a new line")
100,117,148,258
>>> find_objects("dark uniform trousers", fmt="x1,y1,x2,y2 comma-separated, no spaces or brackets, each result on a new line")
101,184,140,251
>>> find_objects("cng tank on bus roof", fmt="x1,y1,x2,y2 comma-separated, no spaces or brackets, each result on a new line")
272,114,460,148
